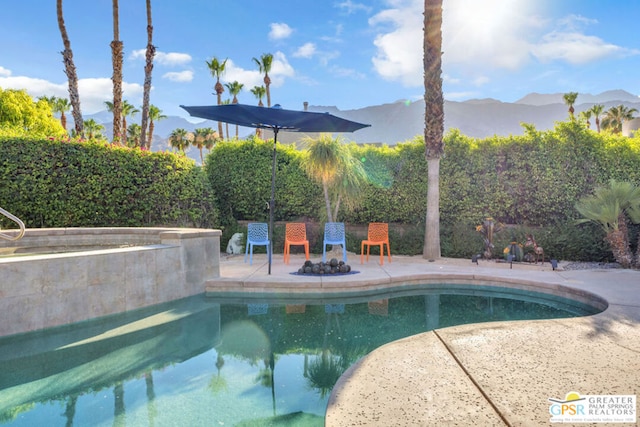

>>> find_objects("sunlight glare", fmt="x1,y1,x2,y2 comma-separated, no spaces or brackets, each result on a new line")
444,0,544,70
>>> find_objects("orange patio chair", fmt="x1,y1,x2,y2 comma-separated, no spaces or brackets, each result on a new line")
284,222,310,264
360,222,392,265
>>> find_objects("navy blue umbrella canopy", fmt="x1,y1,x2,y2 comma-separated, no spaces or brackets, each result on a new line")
180,103,370,274
180,103,370,134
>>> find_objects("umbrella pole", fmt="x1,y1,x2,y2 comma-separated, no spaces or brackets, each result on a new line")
268,128,279,275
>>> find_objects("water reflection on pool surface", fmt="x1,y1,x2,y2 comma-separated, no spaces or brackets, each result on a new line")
0,286,601,426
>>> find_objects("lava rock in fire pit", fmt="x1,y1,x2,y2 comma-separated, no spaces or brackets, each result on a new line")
297,259,352,275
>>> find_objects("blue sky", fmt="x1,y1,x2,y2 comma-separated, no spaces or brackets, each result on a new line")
1,0,640,120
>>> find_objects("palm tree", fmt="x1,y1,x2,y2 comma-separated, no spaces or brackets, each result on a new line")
127,123,142,147
423,0,445,260
146,104,166,150
250,85,266,107
193,127,217,164
303,134,365,222
208,353,227,395
590,104,605,133
225,81,244,138
140,0,156,150
250,86,266,138
253,54,274,107
121,100,139,146
563,92,579,120
205,56,228,139
110,0,124,145
601,104,638,134
576,180,640,268
53,97,71,131
104,100,138,144
579,109,592,129
168,128,191,153
56,0,83,136
306,350,347,398
83,118,105,139
204,132,217,153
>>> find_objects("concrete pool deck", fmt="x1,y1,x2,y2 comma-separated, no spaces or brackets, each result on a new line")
208,254,640,426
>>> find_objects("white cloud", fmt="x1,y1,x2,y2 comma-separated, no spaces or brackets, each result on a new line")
269,23,293,40
531,31,637,65
473,76,490,86
269,52,296,86
367,0,638,91
443,0,539,70
293,43,317,59
369,0,423,86
130,49,146,61
224,60,263,90
329,65,366,79
445,91,480,100
222,52,295,97
130,49,192,66
0,75,143,114
318,50,340,67
0,66,11,77
0,75,68,99
155,52,192,66
557,14,598,32
367,0,539,86
443,74,460,85
77,78,143,113
336,1,372,14
162,70,194,82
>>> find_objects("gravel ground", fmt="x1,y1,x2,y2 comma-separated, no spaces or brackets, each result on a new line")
560,261,622,270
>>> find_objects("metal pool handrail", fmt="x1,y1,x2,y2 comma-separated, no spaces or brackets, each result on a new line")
0,206,25,241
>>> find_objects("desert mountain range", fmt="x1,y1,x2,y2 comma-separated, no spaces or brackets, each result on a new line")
83,89,640,157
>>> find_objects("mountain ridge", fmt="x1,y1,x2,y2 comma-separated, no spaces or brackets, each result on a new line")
78,89,640,155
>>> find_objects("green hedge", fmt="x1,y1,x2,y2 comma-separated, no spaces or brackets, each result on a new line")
205,136,322,225
205,122,640,260
0,137,218,228
4,120,640,262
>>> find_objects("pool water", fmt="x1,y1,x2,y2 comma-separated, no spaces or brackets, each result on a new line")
0,286,601,426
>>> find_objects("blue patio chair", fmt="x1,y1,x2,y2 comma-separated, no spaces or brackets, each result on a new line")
322,222,347,263
244,222,271,265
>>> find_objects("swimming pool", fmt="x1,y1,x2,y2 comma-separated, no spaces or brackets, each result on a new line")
0,286,602,426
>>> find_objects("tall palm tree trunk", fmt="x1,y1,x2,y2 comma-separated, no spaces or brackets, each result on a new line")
122,116,128,146
148,120,155,148
265,74,272,108
140,0,155,150
215,85,224,139
423,0,445,260
111,0,123,144
323,181,333,223
56,0,83,136
424,157,441,259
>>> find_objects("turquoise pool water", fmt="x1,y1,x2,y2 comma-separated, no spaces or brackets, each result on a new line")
0,286,601,426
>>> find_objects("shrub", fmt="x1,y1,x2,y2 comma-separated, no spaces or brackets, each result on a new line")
0,137,218,228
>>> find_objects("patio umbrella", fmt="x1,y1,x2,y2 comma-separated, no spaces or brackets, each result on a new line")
180,103,370,274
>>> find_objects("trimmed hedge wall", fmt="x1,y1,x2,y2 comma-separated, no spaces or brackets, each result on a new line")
205,136,323,224
4,120,639,262
0,137,218,228
205,122,640,261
